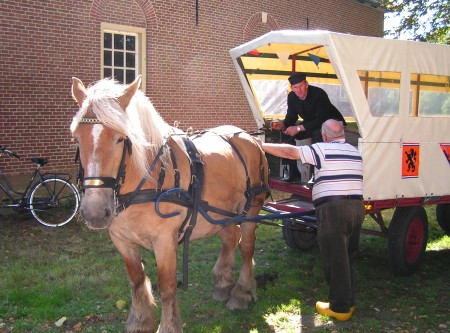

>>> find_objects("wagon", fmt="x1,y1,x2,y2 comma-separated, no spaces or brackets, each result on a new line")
230,30,450,275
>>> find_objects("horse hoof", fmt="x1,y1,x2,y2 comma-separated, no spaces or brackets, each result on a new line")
213,292,229,302
212,284,234,302
226,297,250,310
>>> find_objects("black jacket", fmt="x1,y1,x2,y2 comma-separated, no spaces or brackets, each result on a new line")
283,85,346,132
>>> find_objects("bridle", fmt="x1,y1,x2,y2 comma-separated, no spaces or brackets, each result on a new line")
74,117,132,197
74,116,172,214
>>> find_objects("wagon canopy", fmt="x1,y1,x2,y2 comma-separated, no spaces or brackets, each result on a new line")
230,30,450,201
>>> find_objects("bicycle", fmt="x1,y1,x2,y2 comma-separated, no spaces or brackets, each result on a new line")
0,145,80,227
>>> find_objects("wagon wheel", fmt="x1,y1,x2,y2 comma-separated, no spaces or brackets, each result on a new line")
436,204,450,235
282,219,317,250
388,206,428,276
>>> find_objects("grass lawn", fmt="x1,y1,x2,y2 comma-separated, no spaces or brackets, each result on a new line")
0,203,449,332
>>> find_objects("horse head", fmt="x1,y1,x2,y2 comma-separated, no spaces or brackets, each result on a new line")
70,76,141,229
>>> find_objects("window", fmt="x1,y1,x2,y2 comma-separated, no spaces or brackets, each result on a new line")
101,23,146,87
358,70,401,117
410,73,450,117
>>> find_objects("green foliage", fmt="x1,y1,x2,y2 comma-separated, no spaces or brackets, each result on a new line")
381,0,450,44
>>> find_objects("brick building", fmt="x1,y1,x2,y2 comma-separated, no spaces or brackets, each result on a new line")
0,0,384,181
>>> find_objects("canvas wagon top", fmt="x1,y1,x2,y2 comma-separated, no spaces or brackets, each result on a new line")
230,30,450,201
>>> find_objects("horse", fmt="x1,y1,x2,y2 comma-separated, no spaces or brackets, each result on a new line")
70,76,269,333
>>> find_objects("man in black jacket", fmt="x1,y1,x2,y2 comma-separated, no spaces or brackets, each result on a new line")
272,73,346,181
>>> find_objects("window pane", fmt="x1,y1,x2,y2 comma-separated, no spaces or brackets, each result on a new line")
114,51,124,67
104,33,112,49
102,28,142,83
126,36,136,51
358,70,401,117
410,73,450,116
114,69,124,83
104,50,112,66
126,70,135,84
104,67,112,79
418,91,450,116
126,53,135,68
114,34,124,49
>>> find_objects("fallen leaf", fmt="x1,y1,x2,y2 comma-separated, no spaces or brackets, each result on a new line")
74,322,82,331
116,299,127,309
55,316,67,327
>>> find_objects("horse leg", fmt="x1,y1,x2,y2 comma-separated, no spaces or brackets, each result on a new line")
154,238,183,333
212,224,240,302
226,220,258,310
110,234,158,333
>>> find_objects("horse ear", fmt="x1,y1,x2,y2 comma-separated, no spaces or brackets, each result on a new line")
118,75,142,111
71,77,87,107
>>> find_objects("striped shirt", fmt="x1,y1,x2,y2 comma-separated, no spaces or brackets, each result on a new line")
298,139,363,201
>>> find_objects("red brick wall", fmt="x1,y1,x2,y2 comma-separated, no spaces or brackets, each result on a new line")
0,0,384,179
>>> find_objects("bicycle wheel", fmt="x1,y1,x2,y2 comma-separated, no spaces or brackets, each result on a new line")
28,177,80,227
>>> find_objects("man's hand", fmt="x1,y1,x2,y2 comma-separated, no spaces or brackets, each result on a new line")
271,121,285,131
283,125,302,136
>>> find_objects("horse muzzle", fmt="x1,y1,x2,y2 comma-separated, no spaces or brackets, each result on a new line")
80,188,116,229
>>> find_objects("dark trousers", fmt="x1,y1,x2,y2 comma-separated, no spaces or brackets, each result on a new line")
315,199,365,313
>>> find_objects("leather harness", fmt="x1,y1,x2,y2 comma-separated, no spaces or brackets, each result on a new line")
75,119,268,289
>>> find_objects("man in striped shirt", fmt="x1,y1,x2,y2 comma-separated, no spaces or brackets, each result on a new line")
256,119,364,321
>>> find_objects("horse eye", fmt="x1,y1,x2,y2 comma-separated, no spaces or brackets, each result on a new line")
117,137,125,143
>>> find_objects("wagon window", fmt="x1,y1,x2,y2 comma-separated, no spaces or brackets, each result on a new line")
410,74,450,117
101,23,146,90
250,79,354,120
358,70,401,117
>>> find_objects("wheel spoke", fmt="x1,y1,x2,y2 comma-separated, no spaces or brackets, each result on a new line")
29,178,80,227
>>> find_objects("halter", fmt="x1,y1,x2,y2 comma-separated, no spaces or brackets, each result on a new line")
75,117,132,196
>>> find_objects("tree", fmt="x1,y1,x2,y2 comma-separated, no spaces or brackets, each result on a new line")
381,0,449,45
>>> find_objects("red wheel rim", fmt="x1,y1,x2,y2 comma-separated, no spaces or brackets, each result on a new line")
405,217,424,263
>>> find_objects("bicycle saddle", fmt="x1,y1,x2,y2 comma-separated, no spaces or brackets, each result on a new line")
31,157,48,166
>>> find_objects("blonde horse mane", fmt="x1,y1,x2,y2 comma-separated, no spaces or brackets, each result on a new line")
71,78,174,177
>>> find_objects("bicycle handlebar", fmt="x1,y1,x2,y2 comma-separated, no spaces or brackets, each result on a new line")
0,145,20,159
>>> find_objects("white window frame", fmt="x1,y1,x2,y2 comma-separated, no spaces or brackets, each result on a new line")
101,23,146,92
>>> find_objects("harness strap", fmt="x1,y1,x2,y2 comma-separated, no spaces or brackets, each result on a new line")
156,167,166,191
169,147,180,188
75,138,132,194
82,177,116,188
176,136,204,240
116,139,168,213
74,146,83,189
217,134,269,215
177,136,205,290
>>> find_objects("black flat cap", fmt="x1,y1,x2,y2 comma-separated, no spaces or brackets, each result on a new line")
288,73,307,85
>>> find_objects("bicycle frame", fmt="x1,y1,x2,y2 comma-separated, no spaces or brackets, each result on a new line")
1,146,80,227
0,165,72,211
0,167,42,209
